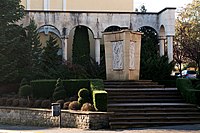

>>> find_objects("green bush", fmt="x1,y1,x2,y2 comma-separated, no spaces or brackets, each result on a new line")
90,80,104,91
18,85,32,97
68,101,81,110
92,90,107,111
56,99,65,109
81,103,95,111
41,100,51,108
31,80,57,99
53,79,67,101
31,79,90,99
20,78,29,86
78,88,89,98
63,101,70,109
176,78,200,104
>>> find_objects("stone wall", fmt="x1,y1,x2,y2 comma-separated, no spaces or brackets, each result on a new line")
0,107,110,129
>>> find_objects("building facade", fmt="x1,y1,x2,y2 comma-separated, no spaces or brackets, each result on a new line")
20,0,175,63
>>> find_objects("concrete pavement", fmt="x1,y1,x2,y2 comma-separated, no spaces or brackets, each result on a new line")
0,124,200,133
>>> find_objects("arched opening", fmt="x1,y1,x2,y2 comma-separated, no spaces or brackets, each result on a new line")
159,25,166,56
104,26,121,32
38,25,62,55
68,25,95,62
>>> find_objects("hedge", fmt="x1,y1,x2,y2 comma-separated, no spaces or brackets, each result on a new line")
176,78,200,105
92,90,107,112
31,79,90,99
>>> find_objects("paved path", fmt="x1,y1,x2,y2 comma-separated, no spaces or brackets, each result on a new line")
0,124,200,133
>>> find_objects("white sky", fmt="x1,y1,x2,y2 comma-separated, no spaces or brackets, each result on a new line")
134,0,193,12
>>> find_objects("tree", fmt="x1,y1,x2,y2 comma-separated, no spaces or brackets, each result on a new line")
175,0,200,72
138,26,174,80
72,26,90,66
0,0,24,83
40,36,62,79
25,19,43,79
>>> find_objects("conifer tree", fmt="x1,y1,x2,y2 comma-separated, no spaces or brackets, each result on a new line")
72,26,90,66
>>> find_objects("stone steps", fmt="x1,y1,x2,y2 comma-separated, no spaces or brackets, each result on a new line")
105,80,200,129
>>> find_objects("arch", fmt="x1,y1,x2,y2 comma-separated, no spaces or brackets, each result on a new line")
37,25,62,55
104,25,121,32
37,25,61,38
137,26,159,37
67,25,95,61
159,25,166,37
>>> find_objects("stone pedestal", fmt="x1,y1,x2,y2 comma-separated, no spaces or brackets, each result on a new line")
103,30,142,80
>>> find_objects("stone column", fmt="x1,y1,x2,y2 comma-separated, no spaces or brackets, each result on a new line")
63,0,67,11
167,35,174,62
26,0,30,10
95,38,101,64
62,37,68,61
159,36,165,56
44,0,49,10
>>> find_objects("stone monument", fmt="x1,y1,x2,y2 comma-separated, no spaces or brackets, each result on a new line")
103,30,142,80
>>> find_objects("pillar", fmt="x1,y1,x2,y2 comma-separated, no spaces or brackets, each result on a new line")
62,38,68,61
167,35,174,62
63,0,67,11
95,38,101,64
159,36,165,56
44,0,49,10
26,0,30,10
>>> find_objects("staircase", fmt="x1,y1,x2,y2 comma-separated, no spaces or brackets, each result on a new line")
104,80,200,129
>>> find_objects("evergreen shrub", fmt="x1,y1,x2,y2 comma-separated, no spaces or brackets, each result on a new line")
18,85,32,97
68,101,81,110
41,100,51,108
53,79,66,101
81,103,95,111
176,78,200,104
92,90,107,111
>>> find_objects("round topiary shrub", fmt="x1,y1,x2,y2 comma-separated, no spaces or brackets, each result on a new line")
68,101,81,110
12,99,19,107
81,103,95,111
6,98,14,106
18,85,32,97
63,101,71,109
0,98,7,106
53,78,67,101
56,99,65,109
69,96,78,102
27,99,35,108
20,78,28,86
33,100,42,108
41,100,51,108
78,88,89,98
19,99,28,107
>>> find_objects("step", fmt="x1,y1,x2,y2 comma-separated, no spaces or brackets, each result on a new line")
107,91,180,96
108,107,200,113
104,81,158,85
108,103,196,108
108,95,182,99
110,116,200,122
104,85,164,88
110,121,200,129
108,98,185,103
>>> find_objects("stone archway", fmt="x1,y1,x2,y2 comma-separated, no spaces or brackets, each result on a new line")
37,25,62,55
67,25,95,63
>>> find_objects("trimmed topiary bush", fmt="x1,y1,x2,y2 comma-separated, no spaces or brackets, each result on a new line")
56,99,65,109
18,85,32,97
33,100,42,108
20,78,29,86
6,98,14,106
12,99,19,107
92,90,107,111
68,101,81,110
81,103,95,111
41,100,51,108
19,99,28,107
0,98,7,106
78,88,89,98
63,101,71,109
53,78,67,101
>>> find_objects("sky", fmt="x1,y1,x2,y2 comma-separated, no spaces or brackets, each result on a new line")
134,0,193,12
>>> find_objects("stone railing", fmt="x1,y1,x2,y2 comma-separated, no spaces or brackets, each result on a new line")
0,106,111,129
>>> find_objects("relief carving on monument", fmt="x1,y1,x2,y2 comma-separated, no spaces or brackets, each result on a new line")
129,41,135,69
112,41,124,70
